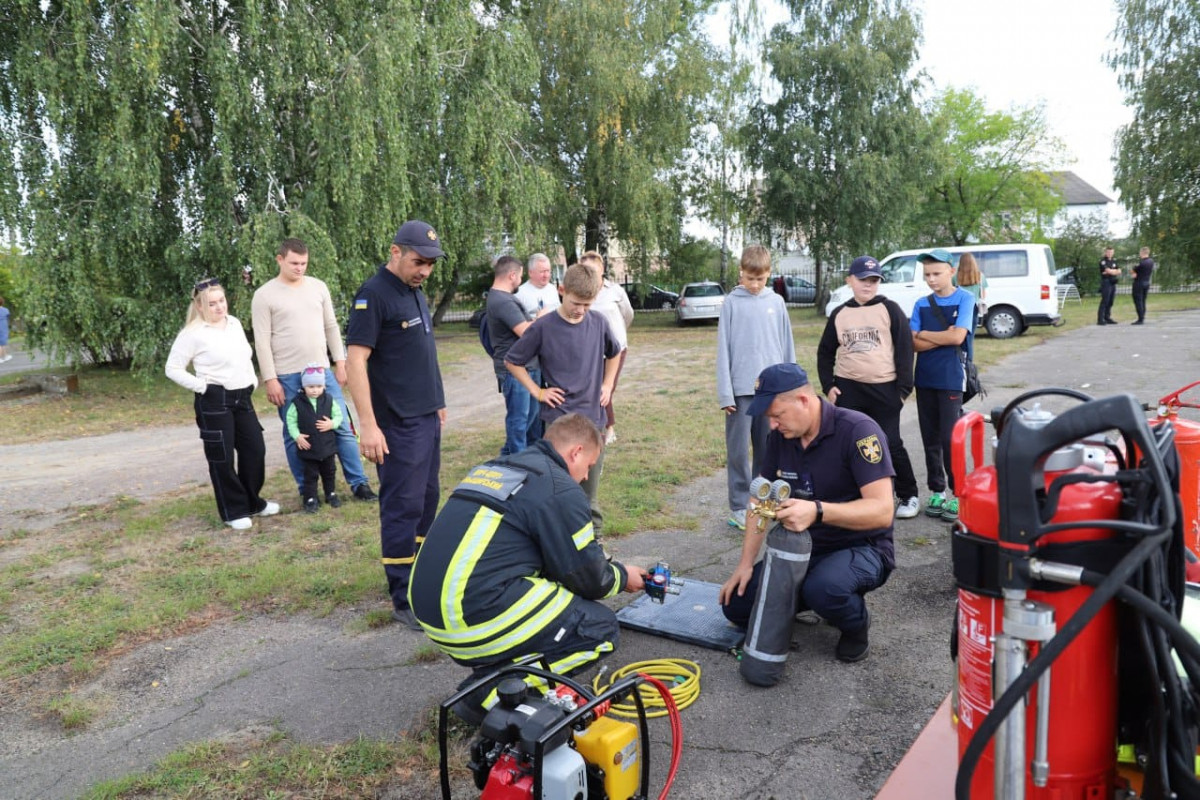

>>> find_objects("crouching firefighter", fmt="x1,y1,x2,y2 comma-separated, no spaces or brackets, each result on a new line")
719,363,896,684
409,413,647,723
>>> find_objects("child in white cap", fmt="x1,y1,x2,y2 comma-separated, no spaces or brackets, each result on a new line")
287,363,344,512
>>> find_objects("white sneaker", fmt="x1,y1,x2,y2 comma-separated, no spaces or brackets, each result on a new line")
605,427,618,445
728,508,747,530
0,355,11,362
255,501,280,517
225,517,252,530
895,496,920,519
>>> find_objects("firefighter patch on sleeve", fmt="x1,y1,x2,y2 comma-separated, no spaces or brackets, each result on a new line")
856,434,883,464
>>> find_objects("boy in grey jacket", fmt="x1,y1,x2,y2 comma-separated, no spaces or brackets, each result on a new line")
716,245,797,529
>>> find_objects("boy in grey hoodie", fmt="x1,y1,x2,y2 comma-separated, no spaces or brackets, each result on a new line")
716,245,797,529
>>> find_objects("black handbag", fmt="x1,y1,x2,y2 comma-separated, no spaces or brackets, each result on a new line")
925,293,985,403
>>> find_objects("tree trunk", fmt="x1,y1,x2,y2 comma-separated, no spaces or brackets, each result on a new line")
585,204,609,258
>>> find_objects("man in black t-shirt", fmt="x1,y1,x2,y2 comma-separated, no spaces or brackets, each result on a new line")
1097,246,1120,325
346,220,447,631
486,255,541,455
1131,246,1155,325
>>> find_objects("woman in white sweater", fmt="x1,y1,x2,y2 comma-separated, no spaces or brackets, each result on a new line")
166,279,278,530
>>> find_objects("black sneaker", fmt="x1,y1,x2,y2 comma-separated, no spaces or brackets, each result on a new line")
391,606,423,631
325,492,342,508
352,484,378,502
303,496,319,513
835,611,871,663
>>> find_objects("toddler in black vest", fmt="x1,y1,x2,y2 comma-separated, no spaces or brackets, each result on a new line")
287,364,344,512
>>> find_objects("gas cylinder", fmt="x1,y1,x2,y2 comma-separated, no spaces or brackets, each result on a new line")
952,405,1124,798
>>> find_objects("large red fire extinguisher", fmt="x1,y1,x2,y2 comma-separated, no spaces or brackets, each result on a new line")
1155,380,1200,561
950,390,1179,799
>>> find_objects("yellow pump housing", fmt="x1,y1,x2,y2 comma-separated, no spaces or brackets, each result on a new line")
573,715,640,800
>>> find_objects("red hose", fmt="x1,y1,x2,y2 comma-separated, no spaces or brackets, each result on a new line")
638,674,683,799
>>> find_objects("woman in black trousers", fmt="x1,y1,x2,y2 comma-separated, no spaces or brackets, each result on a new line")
166,278,279,529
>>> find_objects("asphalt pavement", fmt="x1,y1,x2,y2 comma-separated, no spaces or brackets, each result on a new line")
4,310,1200,799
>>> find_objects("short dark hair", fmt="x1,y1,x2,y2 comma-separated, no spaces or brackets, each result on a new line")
278,238,308,258
494,255,523,278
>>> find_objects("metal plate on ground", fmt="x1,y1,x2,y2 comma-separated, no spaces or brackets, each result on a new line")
617,579,745,651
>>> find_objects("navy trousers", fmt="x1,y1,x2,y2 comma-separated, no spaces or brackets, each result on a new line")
721,545,887,634
378,413,441,612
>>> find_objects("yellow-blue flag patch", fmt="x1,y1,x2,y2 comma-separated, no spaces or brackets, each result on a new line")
354,298,368,310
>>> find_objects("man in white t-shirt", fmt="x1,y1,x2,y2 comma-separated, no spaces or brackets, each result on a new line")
252,238,377,503
515,253,561,317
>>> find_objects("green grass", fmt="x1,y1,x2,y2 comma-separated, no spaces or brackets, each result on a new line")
6,292,1200,795
83,714,474,800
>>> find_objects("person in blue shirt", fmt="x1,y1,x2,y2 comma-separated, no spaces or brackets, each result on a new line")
910,249,975,522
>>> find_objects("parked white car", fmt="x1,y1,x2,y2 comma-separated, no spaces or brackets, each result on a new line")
824,244,1063,338
675,281,726,325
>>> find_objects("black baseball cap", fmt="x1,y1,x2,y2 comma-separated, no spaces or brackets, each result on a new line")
746,363,810,416
392,220,445,259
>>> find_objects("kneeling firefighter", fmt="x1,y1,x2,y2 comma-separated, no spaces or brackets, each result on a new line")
409,413,646,721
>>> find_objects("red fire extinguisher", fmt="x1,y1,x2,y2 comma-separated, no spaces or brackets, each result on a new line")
1154,380,1200,564
951,390,1179,799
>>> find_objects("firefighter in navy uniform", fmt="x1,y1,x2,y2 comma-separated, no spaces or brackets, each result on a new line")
1097,246,1120,325
409,413,646,722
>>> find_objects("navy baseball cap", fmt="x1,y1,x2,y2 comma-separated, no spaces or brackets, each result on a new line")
917,248,956,266
849,256,882,279
746,363,810,416
393,220,445,259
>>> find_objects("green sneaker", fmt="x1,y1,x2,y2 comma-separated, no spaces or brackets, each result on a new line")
940,497,960,522
924,493,946,517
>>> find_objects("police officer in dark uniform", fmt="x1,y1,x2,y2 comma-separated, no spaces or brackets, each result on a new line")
346,220,447,631
409,414,646,722
1097,246,1120,325
1131,246,1155,325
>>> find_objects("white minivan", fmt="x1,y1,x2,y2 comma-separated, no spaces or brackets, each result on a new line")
824,243,1063,338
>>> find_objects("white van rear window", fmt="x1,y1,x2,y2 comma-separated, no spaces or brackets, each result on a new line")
976,250,1029,279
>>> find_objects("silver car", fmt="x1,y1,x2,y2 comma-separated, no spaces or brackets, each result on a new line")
675,281,726,325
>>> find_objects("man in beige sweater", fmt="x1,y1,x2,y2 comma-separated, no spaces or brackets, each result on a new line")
251,238,377,502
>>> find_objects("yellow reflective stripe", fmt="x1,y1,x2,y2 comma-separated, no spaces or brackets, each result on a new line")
571,521,595,550
428,590,574,659
429,578,560,644
381,556,415,565
546,640,613,676
604,564,623,598
443,506,504,626
415,535,426,545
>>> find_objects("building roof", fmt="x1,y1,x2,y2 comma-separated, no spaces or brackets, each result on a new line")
1047,171,1112,205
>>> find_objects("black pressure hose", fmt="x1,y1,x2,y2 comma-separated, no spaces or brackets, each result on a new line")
954,530,1171,799
957,413,1186,797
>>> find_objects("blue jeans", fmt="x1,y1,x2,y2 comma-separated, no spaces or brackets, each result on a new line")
277,371,368,493
500,368,542,456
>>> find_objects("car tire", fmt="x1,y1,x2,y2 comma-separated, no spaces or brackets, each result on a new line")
660,300,674,310
984,306,1024,339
